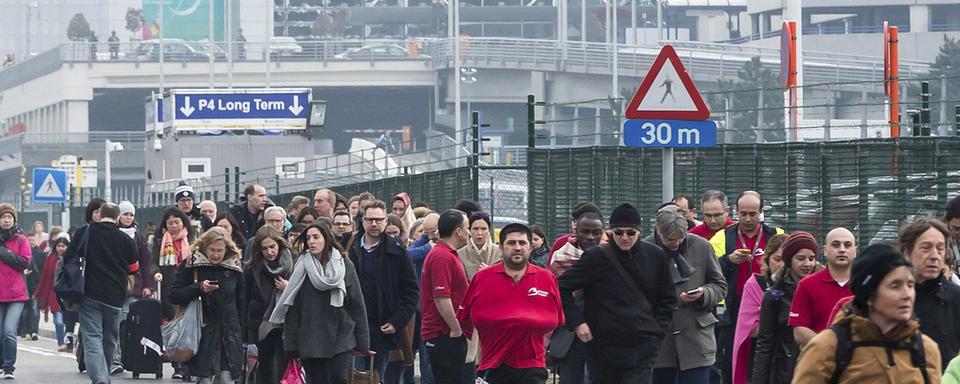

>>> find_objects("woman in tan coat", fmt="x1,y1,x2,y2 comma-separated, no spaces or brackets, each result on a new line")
793,243,941,384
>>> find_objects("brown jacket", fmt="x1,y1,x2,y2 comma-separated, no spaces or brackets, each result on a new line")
793,312,941,384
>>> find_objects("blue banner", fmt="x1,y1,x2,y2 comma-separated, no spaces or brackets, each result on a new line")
174,91,310,120
623,119,718,148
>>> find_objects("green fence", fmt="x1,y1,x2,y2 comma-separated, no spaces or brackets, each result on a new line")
529,137,960,246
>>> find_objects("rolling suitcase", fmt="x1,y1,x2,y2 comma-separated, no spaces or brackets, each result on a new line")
121,285,164,379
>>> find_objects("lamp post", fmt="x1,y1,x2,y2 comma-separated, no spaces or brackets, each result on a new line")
105,140,124,203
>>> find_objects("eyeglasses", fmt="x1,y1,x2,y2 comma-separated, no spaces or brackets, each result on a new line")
613,229,639,237
333,222,352,227
363,217,386,223
423,229,439,235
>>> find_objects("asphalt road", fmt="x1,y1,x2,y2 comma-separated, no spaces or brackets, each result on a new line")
12,335,175,383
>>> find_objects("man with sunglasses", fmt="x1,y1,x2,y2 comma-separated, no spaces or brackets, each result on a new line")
708,191,784,384
558,203,677,384
347,200,420,384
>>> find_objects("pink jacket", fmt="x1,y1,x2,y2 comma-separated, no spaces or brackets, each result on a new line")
0,235,31,302
732,274,765,384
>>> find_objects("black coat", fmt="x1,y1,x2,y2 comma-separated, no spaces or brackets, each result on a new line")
915,273,960,370
242,249,294,344
558,242,677,364
752,278,799,384
347,233,419,350
228,203,263,241
169,252,245,379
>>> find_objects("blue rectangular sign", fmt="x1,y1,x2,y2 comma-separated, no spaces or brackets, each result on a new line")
623,119,718,148
174,91,309,120
32,168,68,203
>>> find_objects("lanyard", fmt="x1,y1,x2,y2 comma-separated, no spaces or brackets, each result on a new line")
736,226,765,258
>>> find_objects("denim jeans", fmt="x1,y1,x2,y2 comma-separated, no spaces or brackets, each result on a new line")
53,312,65,346
79,297,122,384
0,302,24,372
19,299,39,335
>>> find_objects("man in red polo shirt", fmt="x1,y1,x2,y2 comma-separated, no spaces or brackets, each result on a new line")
421,209,472,384
458,223,563,384
689,190,733,240
789,227,856,349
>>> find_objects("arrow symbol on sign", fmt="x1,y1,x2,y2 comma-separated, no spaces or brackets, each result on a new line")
288,95,304,115
180,96,195,117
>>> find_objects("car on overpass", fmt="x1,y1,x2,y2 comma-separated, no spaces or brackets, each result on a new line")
334,43,424,60
134,39,214,62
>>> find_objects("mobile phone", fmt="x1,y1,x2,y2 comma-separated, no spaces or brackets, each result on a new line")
208,280,220,285
685,288,702,295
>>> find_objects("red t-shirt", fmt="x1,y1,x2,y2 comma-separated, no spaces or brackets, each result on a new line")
788,268,853,332
734,228,768,296
457,263,564,371
689,217,734,240
420,241,469,341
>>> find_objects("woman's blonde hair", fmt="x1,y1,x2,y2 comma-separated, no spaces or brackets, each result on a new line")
192,227,242,262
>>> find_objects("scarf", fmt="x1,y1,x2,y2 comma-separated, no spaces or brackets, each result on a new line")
159,230,191,267
120,227,137,239
0,226,22,245
255,249,294,340
655,233,695,285
269,248,347,324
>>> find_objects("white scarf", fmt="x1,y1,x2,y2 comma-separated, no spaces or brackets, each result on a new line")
269,248,347,324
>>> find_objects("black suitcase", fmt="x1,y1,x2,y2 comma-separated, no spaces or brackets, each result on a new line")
121,298,164,379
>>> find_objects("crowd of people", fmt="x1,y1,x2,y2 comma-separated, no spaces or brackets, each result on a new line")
1,181,960,384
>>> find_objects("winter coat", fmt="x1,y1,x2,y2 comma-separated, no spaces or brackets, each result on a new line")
26,246,46,295
645,233,727,371
34,250,61,313
557,241,678,366
243,248,294,344
169,251,245,379
228,203,263,241
914,272,960,370
753,276,800,384
792,311,941,384
0,233,30,302
530,245,549,268
944,354,960,384
457,237,501,281
347,234,419,350
127,231,154,296
283,255,370,359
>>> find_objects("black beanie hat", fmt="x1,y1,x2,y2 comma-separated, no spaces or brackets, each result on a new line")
851,243,912,309
609,203,642,228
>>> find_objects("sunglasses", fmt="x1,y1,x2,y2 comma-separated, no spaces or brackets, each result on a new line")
613,229,639,237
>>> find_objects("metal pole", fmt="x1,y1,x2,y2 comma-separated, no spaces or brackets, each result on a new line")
631,0,636,42
159,0,165,95
580,0,586,42
757,87,764,143
208,0,214,88
527,95,536,149
471,111,480,202
657,0,671,204
104,140,112,203
612,0,619,101
941,75,948,136
861,89,869,138
656,0,662,42
265,0,272,88
225,168,230,203
454,0,462,147
227,0,233,88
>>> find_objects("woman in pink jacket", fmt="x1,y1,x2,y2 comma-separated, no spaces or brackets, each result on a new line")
0,203,31,379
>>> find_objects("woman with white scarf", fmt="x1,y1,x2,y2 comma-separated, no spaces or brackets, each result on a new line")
271,222,370,384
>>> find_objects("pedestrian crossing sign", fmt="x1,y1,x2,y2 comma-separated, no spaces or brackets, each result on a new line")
32,168,67,203
624,45,710,121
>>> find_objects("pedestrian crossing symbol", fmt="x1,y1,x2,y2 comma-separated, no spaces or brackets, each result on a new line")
624,45,710,120
32,168,67,203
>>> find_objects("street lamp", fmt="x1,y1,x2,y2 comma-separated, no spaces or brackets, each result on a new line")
105,140,124,203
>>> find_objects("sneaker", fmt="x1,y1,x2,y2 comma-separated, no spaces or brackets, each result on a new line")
171,372,183,380
110,365,123,375
57,345,69,353
3,371,14,379
29,334,38,341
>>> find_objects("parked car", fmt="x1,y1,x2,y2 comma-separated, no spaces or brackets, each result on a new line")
135,39,211,61
270,36,303,58
334,44,413,60
187,40,228,60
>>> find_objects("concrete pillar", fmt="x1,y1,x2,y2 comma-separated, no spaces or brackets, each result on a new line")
910,5,930,33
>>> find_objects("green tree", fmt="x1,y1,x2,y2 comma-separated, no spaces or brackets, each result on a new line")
67,13,91,42
711,56,785,143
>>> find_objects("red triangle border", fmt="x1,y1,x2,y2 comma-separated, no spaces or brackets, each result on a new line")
624,45,711,120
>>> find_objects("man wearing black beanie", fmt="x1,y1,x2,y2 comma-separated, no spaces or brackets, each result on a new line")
558,203,677,384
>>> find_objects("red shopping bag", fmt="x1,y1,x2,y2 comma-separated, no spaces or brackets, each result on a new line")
280,358,306,384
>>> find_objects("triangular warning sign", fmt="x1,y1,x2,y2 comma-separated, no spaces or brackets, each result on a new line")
625,45,710,120
36,173,64,199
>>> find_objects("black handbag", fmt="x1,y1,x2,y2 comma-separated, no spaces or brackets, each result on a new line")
546,325,576,359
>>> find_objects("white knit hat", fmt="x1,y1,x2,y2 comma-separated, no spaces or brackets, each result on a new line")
118,201,136,216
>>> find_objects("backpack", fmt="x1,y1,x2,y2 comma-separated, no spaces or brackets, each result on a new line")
55,225,90,312
829,322,930,384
